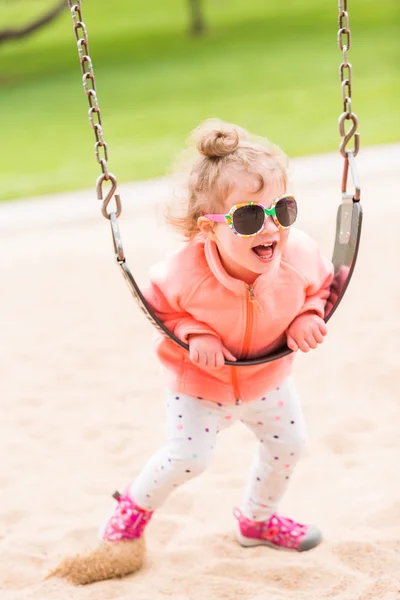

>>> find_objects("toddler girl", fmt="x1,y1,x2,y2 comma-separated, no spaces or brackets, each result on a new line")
53,119,333,584
102,119,333,555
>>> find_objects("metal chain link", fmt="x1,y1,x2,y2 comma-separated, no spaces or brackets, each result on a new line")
338,0,360,158
68,1,121,219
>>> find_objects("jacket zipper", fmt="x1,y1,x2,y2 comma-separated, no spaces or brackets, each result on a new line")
232,284,260,405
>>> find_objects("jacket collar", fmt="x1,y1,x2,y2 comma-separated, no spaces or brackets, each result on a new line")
204,237,249,294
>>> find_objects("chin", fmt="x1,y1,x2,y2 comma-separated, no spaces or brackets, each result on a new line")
251,248,281,272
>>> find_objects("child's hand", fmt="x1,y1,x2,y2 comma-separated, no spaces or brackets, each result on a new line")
188,334,236,369
286,312,327,353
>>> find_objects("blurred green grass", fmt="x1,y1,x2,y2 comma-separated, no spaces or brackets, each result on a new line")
0,0,399,201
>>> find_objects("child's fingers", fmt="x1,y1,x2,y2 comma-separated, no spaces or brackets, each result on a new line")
318,320,328,336
222,345,236,362
298,340,311,352
306,337,318,349
294,335,311,352
210,353,219,369
304,330,318,349
199,351,210,368
190,341,235,368
286,335,299,352
215,353,225,369
189,347,199,364
190,348,221,369
192,348,208,368
312,327,325,344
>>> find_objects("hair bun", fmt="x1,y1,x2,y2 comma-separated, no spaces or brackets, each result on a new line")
197,127,239,158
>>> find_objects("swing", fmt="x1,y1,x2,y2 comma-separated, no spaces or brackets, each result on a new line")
67,1,362,367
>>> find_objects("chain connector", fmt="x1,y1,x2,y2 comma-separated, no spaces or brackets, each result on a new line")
338,112,360,157
338,151,360,243
341,151,361,202
339,151,360,242
96,173,122,220
110,212,125,262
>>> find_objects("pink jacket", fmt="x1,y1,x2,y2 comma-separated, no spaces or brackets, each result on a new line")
142,230,333,405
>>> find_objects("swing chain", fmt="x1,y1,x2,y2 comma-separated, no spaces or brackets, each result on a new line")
337,0,360,159
68,0,121,219
338,0,361,205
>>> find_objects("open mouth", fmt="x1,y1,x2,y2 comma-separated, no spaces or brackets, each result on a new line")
252,241,277,262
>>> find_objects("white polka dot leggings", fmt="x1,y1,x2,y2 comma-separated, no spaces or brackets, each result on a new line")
129,377,307,521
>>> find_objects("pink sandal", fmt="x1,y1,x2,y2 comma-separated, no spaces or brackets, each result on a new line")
234,508,322,552
102,491,153,542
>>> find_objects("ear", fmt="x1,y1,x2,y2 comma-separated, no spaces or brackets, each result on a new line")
197,216,216,239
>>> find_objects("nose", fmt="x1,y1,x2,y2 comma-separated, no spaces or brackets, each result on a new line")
263,214,279,233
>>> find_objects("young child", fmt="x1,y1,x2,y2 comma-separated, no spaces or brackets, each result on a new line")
52,119,333,584
102,119,333,549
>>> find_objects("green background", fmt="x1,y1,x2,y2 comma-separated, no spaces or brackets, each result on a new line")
0,0,398,201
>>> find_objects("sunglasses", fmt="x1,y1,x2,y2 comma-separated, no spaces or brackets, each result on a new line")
204,195,297,237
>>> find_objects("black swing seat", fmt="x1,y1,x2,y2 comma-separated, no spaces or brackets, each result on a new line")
111,198,362,367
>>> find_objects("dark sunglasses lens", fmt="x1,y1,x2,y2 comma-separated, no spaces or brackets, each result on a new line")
275,197,297,227
232,205,265,235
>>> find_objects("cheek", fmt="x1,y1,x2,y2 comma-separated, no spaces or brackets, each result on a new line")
230,235,249,258
225,233,254,262
216,226,246,256
278,230,290,247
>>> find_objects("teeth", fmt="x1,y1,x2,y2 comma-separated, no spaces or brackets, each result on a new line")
261,243,273,247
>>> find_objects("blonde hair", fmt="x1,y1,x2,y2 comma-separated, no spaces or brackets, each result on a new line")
166,119,289,240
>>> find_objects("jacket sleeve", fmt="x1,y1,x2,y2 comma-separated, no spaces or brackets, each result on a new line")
298,253,334,319
141,263,219,344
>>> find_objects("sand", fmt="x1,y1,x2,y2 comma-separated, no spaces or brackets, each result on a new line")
1,144,399,599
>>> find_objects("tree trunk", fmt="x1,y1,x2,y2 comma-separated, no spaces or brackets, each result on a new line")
188,0,206,36
0,1,67,45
